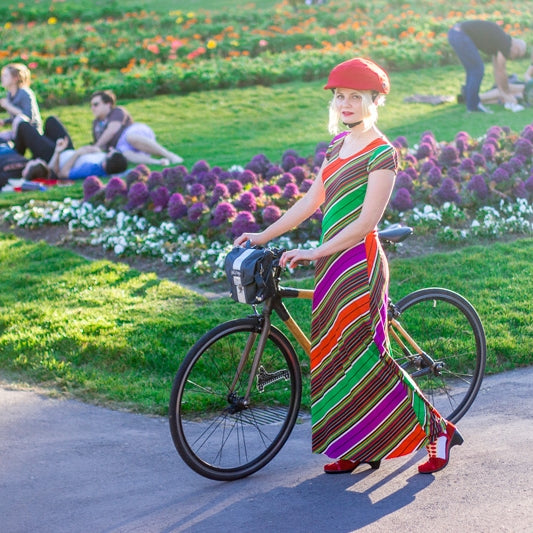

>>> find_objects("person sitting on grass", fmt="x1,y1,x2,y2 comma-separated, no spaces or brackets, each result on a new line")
0,62,42,141
90,89,184,166
15,115,128,180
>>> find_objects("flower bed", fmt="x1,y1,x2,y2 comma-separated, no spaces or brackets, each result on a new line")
3,122,533,281
1,0,530,105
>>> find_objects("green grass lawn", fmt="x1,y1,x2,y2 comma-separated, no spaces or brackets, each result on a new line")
1,232,532,415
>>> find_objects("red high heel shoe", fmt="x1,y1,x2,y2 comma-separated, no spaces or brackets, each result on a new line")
324,459,381,474
418,420,464,474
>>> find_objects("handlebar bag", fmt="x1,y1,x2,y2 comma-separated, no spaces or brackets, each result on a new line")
224,247,275,304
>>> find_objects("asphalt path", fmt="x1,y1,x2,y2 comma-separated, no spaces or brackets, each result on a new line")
1,366,532,533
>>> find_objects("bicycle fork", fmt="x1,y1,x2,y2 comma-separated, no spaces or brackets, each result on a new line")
226,313,273,413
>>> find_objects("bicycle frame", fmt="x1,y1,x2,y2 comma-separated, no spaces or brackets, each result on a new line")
232,284,436,407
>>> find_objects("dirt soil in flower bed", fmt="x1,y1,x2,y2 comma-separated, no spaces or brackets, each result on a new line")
0,221,516,298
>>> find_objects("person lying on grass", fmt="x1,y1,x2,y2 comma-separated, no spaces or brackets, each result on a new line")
15,115,128,180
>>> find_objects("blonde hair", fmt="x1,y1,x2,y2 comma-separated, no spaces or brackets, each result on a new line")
3,63,31,88
327,89,385,135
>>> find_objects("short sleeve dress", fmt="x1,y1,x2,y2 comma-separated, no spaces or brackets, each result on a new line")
310,131,445,463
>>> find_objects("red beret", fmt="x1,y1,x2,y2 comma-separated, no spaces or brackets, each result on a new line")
324,57,390,94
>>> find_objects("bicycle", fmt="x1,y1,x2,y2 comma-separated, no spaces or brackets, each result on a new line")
169,225,486,481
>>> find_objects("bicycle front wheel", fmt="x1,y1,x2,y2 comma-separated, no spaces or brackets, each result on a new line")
169,317,302,481
389,288,486,423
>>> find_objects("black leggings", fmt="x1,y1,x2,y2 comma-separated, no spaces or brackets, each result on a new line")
14,116,74,161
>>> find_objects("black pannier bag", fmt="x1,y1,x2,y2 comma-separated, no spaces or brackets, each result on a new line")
224,246,276,304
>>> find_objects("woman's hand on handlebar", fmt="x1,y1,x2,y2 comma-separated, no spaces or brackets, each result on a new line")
280,248,316,269
233,232,267,248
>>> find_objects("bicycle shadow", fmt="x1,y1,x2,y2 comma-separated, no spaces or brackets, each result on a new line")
157,452,434,533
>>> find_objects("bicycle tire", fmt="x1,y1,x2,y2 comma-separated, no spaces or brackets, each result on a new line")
169,317,302,481
389,288,486,423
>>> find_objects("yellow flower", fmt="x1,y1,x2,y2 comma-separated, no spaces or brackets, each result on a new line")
79,57,89,64
207,39,217,49
4,22,12,29
48,17,57,25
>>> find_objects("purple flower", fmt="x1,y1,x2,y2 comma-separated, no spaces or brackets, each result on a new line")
289,166,307,183
520,125,533,142
404,166,418,180
147,171,164,190
197,171,219,190
262,205,282,224
513,179,528,198
210,183,230,205
420,159,436,174
427,166,442,187
189,182,206,198
235,191,257,212
245,154,270,176
104,176,127,201
282,155,297,171
191,160,210,174
162,165,187,192
525,175,533,193
282,182,300,199
250,186,263,197
277,172,295,188
394,135,408,148
403,153,417,166
134,164,150,178
447,167,461,182
263,184,282,196
492,167,510,183
311,208,323,221
390,188,413,211
314,151,326,167
300,179,313,193
167,193,188,219
151,186,170,212
416,142,433,160
227,179,243,195
487,126,503,139
83,176,104,201
482,143,496,161
514,138,533,158
125,169,142,187
126,182,149,210
315,141,329,154
472,152,486,167
439,145,459,167
396,171,414,192
266,165,284,179
211,201,237,226
459,158,475,174
436,178,461,204
187,201,208,222
467,174,489,200
230,211,260,237
239,169,258,186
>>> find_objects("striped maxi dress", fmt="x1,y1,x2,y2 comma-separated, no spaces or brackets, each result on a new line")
310,132,445,463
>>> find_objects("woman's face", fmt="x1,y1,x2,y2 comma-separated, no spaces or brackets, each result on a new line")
334,88,364,124
1,68,15,90
90,96,112,120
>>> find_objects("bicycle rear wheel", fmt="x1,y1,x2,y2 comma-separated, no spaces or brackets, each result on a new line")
389,288,486,423
169,317,302,481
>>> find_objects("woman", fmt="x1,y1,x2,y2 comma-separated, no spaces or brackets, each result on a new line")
90,90,183,166
234,57,463,475
0,63,42,140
